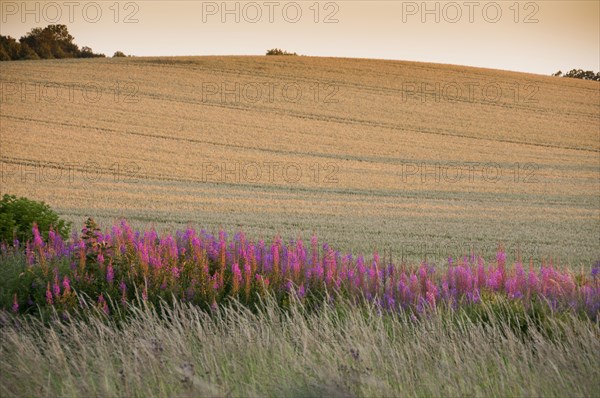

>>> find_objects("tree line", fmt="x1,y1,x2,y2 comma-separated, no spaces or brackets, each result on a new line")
0,24,118,61
553,69,600,81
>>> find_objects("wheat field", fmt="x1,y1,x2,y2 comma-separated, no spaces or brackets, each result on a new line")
1,56,598,264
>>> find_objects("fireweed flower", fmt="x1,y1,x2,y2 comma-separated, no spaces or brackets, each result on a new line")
311,235,318,262
53,277,61,298
592,261,600,279
8,219,600,317
298,284,306,299
282,279,291,292
386,294,396,310
98,294,109,315
25,244,35,266
106,264,114,284
48,229,56,253
62,276,71,294
32,224,44,248
426,291,436,308
12,294,19,313
496,250,506,264
46,283,53,305
271,243,280,275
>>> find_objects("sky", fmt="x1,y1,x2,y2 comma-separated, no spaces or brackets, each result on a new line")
0,0,598,75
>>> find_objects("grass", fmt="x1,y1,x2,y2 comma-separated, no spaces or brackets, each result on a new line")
1,294,598,398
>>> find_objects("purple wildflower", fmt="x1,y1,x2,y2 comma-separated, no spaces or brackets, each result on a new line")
106,264,114,284
45,283,53,305
53,279,61,297
62,276,71,294
12,294,19,313
298,284,306,299
98,294,109,315
592,261,600,279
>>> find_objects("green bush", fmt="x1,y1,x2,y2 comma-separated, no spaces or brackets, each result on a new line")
266,48,297,56
553,69,600,81
112,51,126,58
0,194,71,244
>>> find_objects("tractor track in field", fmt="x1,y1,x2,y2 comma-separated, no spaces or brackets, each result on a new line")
2,109,598,156
1,155,596,210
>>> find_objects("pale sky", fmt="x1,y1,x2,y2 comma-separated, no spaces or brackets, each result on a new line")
1,0,598,75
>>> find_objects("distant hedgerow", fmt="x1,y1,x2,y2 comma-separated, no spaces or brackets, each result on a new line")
553,69,600,81
266,48,298,56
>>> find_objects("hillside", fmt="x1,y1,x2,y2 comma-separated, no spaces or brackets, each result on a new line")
0,56,598,264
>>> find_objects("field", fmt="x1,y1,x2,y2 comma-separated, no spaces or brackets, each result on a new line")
1,56,599,264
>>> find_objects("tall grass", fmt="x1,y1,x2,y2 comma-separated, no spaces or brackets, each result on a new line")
1,293,598,398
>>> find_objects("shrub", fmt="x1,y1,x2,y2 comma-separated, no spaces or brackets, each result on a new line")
266,48,297,56
0,194,71,244
553,69,600,81
1,25,105,61
113,51,126,58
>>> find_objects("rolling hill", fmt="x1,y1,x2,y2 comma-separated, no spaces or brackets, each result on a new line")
1,56,598,264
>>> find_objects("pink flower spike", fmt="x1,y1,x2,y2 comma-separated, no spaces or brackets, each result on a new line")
12,294,19,313
53,279,61,298
46,283,53,305
62,276,71,294
98,294,109,315
32,223,44,248
106,264,114,284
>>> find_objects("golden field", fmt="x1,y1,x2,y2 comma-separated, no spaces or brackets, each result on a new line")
0,56,598,264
